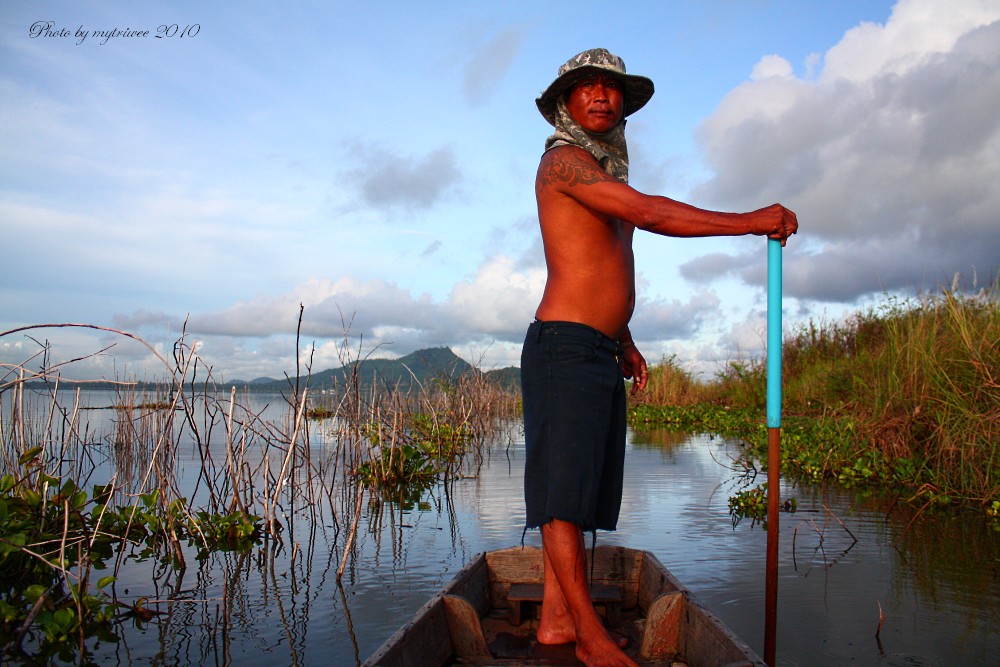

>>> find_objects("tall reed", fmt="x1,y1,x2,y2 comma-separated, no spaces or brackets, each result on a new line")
635,354,708,407
854,287,998,503
637,283,998,510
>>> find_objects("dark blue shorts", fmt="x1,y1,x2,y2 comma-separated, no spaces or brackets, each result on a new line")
521,320,627,532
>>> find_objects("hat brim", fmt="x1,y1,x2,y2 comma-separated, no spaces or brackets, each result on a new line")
536,65,654,126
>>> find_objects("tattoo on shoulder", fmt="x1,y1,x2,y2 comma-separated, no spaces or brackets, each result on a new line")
537,148,612,189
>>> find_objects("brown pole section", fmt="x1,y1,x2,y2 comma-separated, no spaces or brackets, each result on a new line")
764,426,781,666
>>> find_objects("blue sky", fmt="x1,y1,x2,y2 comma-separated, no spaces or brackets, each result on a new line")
2,0,998,382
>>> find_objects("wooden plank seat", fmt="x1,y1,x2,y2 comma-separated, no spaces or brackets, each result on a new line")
506,582,623,627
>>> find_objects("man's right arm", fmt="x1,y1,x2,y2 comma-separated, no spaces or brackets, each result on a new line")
537,146,798,243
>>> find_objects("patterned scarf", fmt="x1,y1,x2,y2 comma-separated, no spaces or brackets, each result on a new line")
544,98,629,183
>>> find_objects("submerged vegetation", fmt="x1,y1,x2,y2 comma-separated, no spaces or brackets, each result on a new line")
0,318,517,662
634,283,999,517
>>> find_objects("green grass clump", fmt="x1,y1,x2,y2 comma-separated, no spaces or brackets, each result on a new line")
632,283,999,515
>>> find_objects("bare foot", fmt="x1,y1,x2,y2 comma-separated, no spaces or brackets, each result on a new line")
536,605,576,645
537,616,628,649
537,625,577,645
575,628,639,667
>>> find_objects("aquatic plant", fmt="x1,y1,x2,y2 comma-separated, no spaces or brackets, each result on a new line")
632,282,999,517
727,483,796,529
0,440,264,660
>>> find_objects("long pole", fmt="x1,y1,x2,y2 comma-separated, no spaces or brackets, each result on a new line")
764,238,782,666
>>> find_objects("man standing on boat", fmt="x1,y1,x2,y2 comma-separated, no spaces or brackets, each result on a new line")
522,48,797,667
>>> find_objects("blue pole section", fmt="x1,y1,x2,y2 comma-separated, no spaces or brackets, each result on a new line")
767,239,783,428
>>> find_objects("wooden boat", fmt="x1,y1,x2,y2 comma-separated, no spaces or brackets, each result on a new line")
363,545,766,667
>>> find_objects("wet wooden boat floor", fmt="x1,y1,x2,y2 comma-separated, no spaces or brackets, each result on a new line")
464,606,679,666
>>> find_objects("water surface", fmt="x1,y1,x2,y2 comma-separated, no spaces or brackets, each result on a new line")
8,391,999,666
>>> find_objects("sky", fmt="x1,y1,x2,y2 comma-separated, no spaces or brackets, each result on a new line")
2,0,998,383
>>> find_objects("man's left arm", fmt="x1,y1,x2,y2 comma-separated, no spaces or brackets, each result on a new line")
619,327,647,395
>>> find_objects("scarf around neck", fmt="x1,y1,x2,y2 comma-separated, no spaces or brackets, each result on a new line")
544,98,630,183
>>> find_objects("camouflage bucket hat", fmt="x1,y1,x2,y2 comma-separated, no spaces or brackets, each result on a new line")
536,48,654,126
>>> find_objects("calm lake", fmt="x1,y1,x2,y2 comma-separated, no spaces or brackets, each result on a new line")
7,391,1000,666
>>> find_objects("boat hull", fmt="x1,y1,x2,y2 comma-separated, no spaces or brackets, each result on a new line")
363,545,765,667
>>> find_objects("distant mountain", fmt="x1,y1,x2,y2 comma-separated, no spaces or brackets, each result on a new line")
309,347,475,391
483,366,520,392
223,347,519,393
29,347,520,394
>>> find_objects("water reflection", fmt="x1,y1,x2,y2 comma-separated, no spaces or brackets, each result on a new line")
7,391,998,666
349,428,999,667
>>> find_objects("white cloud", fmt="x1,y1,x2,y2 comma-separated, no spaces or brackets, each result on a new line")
630,288,722,343
342,144,461,210
821,0,1000,83
750,55,794,81
695,0,1000,303
461,24,527,104
448,255,543,334
107,255,542,369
